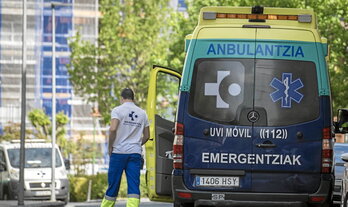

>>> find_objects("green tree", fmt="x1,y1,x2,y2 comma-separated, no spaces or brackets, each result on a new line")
28,109,71,157
70,132,95,175
0,122,33,142
55,111,70,157
68,0,172,123
168,0,347,112
69,0,347,119
28,109,50,139
27,110,102,171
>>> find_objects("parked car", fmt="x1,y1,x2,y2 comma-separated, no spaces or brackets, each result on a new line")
333,143,348,206
340,153,348,206
0,139,69,203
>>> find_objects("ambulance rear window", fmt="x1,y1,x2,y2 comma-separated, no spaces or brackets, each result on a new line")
254,59,319,126
189,59,254,125
189,58,319,126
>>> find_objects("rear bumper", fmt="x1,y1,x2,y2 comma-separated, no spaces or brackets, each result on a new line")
172,174,333,207
332,179,343,205
194,200,306,207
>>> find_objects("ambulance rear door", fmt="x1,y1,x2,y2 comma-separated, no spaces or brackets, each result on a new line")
182,27,257,192
145,66,181,202
251,28,322,193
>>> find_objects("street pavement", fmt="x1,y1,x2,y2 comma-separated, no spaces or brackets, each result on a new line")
66,199,173,207
0,200,65,207
0,199,173,207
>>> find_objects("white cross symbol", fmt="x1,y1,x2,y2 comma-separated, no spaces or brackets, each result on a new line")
204,71,241,108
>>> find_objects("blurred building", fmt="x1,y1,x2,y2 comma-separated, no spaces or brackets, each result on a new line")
0,0,186,173
0,0,186,159
0,0,186,137
0,0,104,139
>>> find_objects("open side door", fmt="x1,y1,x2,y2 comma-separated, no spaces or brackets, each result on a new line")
145,66,181,202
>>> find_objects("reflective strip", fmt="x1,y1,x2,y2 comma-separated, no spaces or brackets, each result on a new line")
128,194,140,199
101,197,115,207
126,197,140,207
104,195,117,201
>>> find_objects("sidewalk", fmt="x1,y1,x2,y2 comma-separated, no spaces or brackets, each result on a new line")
0,200,65,207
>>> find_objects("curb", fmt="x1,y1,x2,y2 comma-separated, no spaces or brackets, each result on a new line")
0,201,65,207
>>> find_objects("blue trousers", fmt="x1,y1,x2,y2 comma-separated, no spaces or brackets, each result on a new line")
104,153,141,201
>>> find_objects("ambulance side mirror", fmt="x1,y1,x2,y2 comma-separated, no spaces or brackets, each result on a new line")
334,109,348,134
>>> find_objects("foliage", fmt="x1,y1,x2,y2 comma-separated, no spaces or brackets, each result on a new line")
69,175,89,202
0,122,33,142
70,132,95,175
68,0,173,124
0,109,70,144
55,112,70,156
156,73,180,121
68,173,147,202
28,109,51,139
69,0,347,121
169,0,348,112
27,109,72,157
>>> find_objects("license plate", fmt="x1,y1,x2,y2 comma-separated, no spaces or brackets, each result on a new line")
212,193,225,200
196,176,239,187
34,191,51,196
34,190,59,196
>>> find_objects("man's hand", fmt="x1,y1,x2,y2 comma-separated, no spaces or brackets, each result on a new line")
142,126,150,145
108,145,113,156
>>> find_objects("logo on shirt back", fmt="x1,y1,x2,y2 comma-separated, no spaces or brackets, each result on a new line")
129,111,138,121
124,111,141,127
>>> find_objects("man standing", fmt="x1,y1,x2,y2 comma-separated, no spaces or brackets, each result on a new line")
101,88,150,207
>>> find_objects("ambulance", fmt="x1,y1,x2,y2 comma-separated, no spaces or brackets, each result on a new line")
145,6,333,207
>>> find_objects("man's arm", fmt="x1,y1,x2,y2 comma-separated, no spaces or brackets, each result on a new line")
109,118,119,155
141,126,150,145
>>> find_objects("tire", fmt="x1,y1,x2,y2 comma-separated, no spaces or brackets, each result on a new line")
3,186,10,200
59,197,68,205
63,191,70,205
344,193,348,207
2,192,8,200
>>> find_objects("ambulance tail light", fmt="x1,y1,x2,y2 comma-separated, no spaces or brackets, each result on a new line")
309,196,326,203
321,127,333,173
173,122,184,169
178,192,192,199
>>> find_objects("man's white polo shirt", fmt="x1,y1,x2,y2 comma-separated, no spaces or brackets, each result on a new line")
111,102,149,155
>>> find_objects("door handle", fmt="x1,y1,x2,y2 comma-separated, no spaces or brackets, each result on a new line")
256,140,276,148
256,143,276,148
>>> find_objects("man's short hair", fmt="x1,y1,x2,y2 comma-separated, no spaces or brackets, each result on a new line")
121,88,134,100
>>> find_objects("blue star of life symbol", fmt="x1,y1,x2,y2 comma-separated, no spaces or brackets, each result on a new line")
129,111,138,121
270,73,304,108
